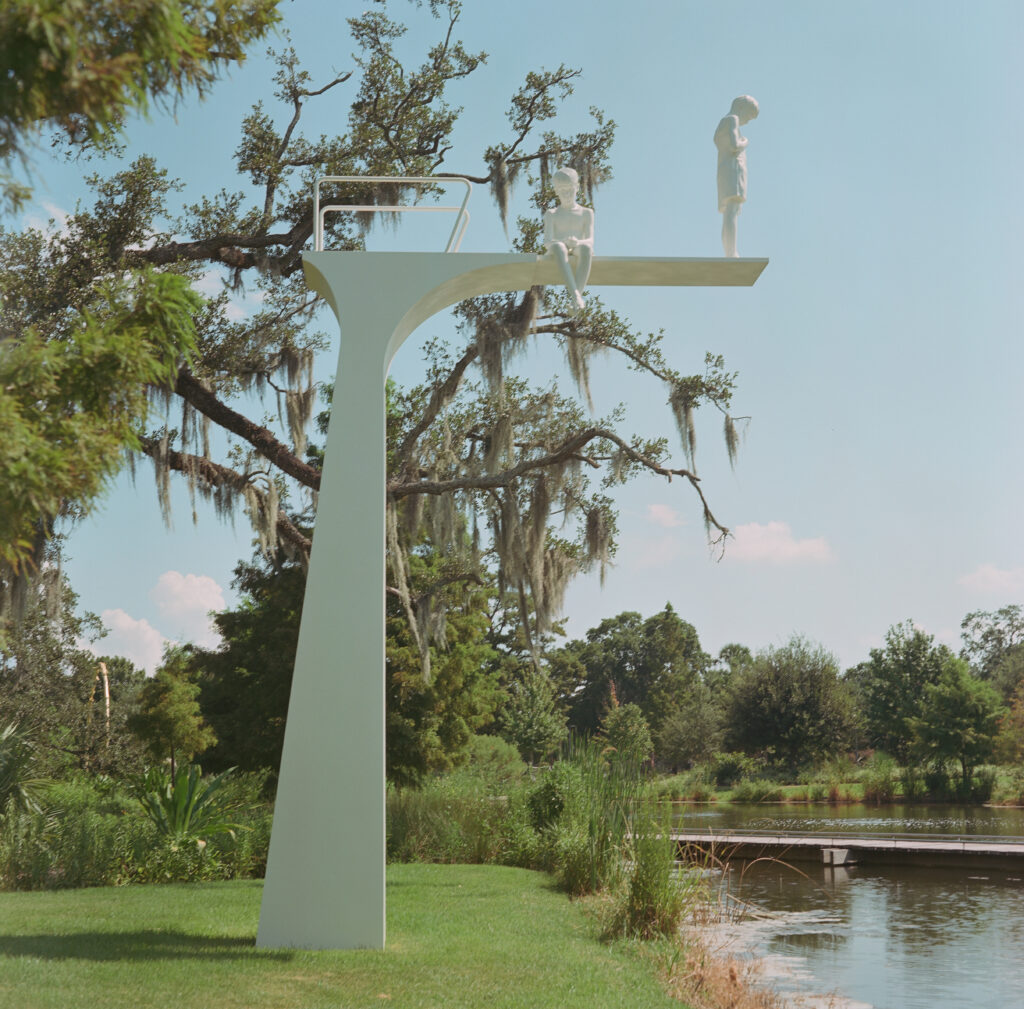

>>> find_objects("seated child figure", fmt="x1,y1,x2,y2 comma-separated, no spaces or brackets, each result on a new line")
543,166,594,314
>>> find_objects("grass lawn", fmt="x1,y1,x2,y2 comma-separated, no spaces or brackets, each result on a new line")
0,864,687,1009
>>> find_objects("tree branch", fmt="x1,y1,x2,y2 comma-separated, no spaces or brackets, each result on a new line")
174,368,322,490
388,424,728,537
136,437,313,556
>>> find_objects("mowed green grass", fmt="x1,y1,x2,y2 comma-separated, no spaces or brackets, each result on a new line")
0,864,685,1009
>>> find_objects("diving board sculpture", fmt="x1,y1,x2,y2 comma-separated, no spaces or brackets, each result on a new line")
256,172,768,950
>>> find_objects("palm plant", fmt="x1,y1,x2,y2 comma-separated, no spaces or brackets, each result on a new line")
0,722,44,814
135,764,241,841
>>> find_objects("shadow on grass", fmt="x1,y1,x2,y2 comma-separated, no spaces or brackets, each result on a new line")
0,930,295,962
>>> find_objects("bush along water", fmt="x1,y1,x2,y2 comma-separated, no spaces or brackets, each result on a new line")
386,736,699,940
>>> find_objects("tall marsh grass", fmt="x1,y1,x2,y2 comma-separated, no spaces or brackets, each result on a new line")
386,737,696,940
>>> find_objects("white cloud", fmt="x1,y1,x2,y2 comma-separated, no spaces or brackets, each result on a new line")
98,609,168,674
728,521,833,564
957,564,1024,596
646,503,686,528
24,200,70,236
194,269,226,298
628,533,683,570
194,269,267,319
149,571,226,647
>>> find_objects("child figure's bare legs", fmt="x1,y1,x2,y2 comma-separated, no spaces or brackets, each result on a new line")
549,242,592,313
721,201,742,258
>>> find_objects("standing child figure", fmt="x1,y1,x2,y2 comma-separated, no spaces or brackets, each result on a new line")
715,95,759,257
543,166,594,314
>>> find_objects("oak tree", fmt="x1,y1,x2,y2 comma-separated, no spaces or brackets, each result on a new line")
4,2,747,678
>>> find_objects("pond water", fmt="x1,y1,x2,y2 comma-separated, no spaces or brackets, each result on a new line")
673,801,1024,837
672,804,1024,1009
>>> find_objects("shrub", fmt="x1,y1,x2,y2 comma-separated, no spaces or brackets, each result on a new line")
688,783,716,803
527,764,576,832
900,764,924,801
970,767,997,803
134,764,243,841
994,767,1024,805
0,803,154,889
708,752,757,788
602,811,698,940
462,735,527,786
730,779,784,803
861,754,898,804
923,764,953,800
0,766,273,890
0,723,44,813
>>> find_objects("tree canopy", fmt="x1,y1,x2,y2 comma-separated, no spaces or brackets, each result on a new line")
549,605,709,737
723,635,856,771
854,621,953,763
2,0,748,668
0,0,282,210
909,660,1005,790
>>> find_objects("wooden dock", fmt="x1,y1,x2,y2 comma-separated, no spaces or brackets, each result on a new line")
670,830,1024,871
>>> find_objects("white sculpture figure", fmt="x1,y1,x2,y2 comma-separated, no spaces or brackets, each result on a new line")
714,95,759,257
543,166,594,313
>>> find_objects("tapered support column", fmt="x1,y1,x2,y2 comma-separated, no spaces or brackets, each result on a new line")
257,252,767,950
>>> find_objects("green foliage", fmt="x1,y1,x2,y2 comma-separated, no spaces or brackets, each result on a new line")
995,681,1024,763
526,761,575,832
909,659,1005,790
0,722,44,812
655,681,722,770
460,734,527,787
860,753,898,803
0,563,144,776
499,668,567,764
195,532,504,787
547,739,643,896
193,555,306,775
0,0,281,209
729,779,784,803
706,751,758,788
386,781,520,866
386,550,503,787
960,604,1024,675
551,606,709,740
127,646,216,774
599,702,653,764
0,768,271,889
0,269,200,574
724,636,856,771
854,621,952,763
0,802,149,889
899,763,924,801
134,763,241,841
602,810,698,941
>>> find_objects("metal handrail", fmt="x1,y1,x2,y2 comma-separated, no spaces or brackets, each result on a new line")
313,176,472,252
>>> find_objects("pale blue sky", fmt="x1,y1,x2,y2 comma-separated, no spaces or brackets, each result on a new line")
20,0,1023,671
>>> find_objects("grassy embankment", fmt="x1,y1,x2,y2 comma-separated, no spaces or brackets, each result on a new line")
0,864,694,1009
650,760,1024,805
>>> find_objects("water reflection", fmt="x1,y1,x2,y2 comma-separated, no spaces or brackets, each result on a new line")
708,859,1024,1009
675,801,1024,837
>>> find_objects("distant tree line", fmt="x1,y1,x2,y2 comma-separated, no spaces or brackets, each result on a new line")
3,530,1021,798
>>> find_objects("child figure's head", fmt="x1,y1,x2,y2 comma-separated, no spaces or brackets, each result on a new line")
729,95,759,124
552,166,579,204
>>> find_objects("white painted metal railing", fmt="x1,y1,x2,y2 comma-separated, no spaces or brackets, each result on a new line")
312,176,472,252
